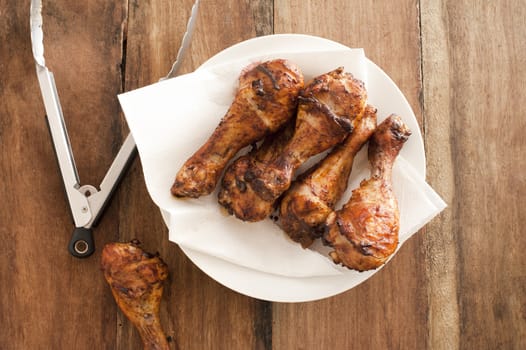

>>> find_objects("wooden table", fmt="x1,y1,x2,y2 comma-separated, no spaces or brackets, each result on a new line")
1,1,524,349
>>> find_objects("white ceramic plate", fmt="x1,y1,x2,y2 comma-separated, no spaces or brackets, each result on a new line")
169,34,425,302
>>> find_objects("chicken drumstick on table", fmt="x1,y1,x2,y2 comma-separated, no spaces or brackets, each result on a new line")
101,242,169,350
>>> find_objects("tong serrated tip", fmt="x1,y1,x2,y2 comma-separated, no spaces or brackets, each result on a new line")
30,0,45,67
163,0,200,80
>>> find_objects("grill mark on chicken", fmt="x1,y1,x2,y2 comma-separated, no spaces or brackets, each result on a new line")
256,64,281,90
297,95,354,133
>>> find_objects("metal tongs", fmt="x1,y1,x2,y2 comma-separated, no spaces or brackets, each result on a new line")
30,0,200,258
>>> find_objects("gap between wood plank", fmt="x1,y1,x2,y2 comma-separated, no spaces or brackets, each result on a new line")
249,2,275,349
254,300,273,350
120,0,130,94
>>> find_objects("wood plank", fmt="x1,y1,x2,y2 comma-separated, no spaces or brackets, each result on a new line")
273,1,426,349
3,0,524,349
274,0,423,126
422,1,526,349
121,1,274,349
420,2,459,348
0,0,126,348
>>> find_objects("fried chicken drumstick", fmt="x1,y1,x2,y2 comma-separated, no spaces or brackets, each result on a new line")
324,115,411,271
218,121,295,221
220,68,367,221
101,242,169,350
171,59,304,198
279,105,377,247
249,68,367,200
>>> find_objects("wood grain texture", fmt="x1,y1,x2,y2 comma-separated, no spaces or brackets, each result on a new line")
0,0,126,348
422,1,526,349
121,1,274,349
273,1,426,349
1,0,525,349
420,2,460,348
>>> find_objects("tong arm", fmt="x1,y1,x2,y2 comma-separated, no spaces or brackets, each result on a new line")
163,0,200,80
84,133,137,229
37,65,93,228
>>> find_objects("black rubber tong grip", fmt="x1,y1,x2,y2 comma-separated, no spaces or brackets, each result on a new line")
68,227,95,258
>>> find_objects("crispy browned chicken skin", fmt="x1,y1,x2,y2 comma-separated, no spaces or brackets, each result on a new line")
101,241,169,350
324,115,411,271
248,68,366,200
226,68,367,221
280,105,377,247
171,59,304,198
218,121,295,221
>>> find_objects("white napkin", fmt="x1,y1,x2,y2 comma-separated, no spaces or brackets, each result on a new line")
118,48,446,278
